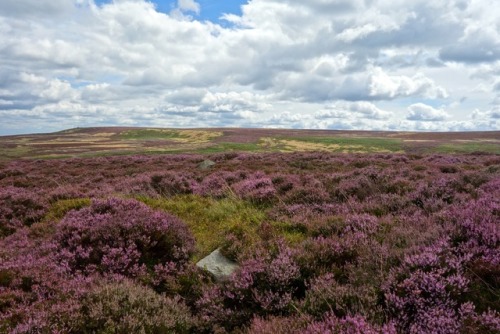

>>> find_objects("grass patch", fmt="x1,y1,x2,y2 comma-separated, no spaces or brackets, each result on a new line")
138,195,265,260
264,136,404,153
44,198,92,221
195,142,262,154
119,129,222,143
433,143,500,154
119,129,185,141
0,146,33,160
30,198,92,238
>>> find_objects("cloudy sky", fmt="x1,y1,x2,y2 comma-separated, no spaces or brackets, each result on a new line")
1,0,499,135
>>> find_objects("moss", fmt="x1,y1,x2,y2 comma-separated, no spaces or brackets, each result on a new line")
29,198,91,238
45,198,92,221
138,194,265,260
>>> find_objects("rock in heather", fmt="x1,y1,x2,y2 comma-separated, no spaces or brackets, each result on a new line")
196,248,239,281
198,159,216,170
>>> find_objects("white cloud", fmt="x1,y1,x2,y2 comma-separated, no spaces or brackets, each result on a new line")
369,68,448,99
0,0,499,134
407,103,450,121
178,0,200,14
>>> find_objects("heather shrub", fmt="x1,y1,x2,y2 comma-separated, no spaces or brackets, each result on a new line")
410,176,459,212
303,313,397,334
232,172,276,204
114,173,159,198
0,229,93,333
53,198,194,279
271,173,301,195
282,176,330,204
0,152,498,333
76,279,194,334
443,195,500,313
0,186,48,237
383,236,500,333
196,243,302,332
335,174,376,201
48,184,87,202
360,194,409,217
150,171,197,196
297,235,358,279
300,273,378,319
220,224,261,262
244,314,313,334
194,172,230,198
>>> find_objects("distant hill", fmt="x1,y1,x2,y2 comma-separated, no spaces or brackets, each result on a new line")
1,127,499,160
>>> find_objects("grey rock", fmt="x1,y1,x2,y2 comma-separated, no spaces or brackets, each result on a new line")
198,159,216,170
196,248,239,281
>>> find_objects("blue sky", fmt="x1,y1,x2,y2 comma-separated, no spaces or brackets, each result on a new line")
94,0,245,23
0,0,499,135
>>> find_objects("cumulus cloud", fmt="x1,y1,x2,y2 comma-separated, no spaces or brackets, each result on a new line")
0,0,499,134
317,102,392,120
369,68,448,100
440,28,500,63
177,0,200,14
407,103,450,121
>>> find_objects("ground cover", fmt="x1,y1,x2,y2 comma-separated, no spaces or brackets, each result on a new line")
0,135,499,333
1,127,498,160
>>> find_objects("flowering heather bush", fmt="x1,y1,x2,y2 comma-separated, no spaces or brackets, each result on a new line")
384,236,500,333
0,228,94,332
300,273,378,319
281,175,330,204
232,172,276,203
0,152,499,333
196,242,302,332
194,172,231,198
53,197,194,279
271,173,301,195
410,176,460,212
245,314,313,334
114,173,160,198
77,279,194,333
48,184,87,202
297,235,359,280
0,186,47,237
150,171,198,196
335,174,377,201
303,313,397,334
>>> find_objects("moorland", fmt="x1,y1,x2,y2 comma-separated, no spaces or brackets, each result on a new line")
0,127,499,333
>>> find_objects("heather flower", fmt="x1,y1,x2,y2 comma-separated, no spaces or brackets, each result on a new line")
194,172,231,198
150,171,198,196
232,172,277,203
53,197,194,278
303,313,397,334
76,279,194,333
196,242,302,332
0,186,48,237
300,273,378,318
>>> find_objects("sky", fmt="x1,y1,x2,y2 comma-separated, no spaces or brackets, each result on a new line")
0,0,499,135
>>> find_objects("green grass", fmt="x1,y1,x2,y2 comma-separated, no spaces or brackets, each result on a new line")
195,142,262,154
138,195,265,260
0,146,33,160
30,198,92,238
285,136,404,152
433,143,500,154
118,129,185,141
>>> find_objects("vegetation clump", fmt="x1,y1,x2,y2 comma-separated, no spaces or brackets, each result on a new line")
0,152,498,333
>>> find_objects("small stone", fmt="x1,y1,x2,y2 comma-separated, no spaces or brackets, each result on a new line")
198,159,216,170
196,248,239,281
